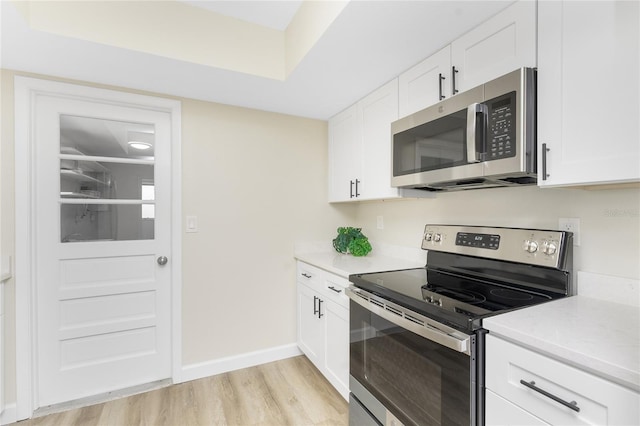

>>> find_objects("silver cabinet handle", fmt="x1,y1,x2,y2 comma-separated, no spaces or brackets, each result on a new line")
301,273,312,278
519,380,580,412
157,256,168,266
328,286,342,294
438,73,446,100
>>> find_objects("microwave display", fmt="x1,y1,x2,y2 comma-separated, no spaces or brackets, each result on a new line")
486,91,516,161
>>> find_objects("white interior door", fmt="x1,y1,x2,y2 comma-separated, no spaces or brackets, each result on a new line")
34,94,172,408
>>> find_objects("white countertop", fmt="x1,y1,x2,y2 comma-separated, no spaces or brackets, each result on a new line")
484,290,640,392
294,241,427,279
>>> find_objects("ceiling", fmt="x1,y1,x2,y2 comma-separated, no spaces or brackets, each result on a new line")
178,0,303,30
1,1,514,120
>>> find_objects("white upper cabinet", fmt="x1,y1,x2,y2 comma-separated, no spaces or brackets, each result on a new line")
329,80,409,202
537,1,640,187
450,0,536,94
398,46,451,118
358,79,401,201
398,0,536,118
328,104,360,202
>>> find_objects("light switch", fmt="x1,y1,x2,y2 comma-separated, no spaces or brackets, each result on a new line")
186,216,198,233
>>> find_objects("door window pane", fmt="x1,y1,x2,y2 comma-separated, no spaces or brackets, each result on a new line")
61,204,155,242
59,115,156,243
60,162,154,200
60,115,155,160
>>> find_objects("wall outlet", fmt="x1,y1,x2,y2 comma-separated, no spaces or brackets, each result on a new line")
558,218,580,246
376,216,384,230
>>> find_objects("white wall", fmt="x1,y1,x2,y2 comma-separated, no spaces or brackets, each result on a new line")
354,185,640,281
179,98,356,364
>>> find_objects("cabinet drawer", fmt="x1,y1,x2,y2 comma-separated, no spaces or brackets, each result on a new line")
486,389,550,425
486,335,640,425
323,274,350,309
296,261,324,287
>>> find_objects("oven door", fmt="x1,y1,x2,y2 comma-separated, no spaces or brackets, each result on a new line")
348,290,477,426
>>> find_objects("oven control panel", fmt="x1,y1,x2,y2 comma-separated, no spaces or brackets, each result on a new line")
455,232,500,250
422,225,572,269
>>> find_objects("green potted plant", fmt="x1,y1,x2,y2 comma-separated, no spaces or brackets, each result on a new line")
332,227,372,257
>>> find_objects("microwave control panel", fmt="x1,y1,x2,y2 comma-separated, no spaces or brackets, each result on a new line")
486,91,516,160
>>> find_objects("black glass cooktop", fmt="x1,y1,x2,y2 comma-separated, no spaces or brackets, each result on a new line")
349,252,570,332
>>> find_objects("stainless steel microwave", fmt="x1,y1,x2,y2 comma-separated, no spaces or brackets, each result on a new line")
391,68,536,191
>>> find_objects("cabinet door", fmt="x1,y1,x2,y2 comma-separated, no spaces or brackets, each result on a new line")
297,282,325,368
398,46,451,118
359,79,400,201
486,389,550,426
328,104,361,202
451,0,536,92
537,1,640,187
324,300,349,401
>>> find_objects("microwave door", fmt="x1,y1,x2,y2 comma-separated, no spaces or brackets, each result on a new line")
391,108,485,188
391,87,485,189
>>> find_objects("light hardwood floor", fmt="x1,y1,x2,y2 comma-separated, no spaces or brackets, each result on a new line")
13,356,348,426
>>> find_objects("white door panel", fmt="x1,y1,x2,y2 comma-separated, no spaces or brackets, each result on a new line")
34,95,172,407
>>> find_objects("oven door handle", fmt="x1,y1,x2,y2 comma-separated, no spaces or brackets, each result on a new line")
346,287,471,355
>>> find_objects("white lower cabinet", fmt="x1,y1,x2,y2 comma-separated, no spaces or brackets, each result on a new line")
297,283,325,367
296,261,349,400
486,335,640,425
323,297,349,397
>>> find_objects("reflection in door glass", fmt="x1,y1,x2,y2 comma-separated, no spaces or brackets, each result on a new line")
61,204,155,242
60,162,154,200
59,115,155,242
60,115,155,160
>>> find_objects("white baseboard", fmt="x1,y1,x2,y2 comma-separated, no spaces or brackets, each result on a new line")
177,343,302,384
0,403,17,426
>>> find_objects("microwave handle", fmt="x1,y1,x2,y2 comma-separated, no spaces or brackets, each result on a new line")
466,103,488,163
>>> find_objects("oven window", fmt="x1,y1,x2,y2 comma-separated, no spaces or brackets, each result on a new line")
393,109,468,176
350,300,472,426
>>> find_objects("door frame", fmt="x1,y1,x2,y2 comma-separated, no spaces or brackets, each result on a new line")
14,76,183,420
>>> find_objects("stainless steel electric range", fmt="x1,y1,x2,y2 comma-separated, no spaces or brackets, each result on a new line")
347,225,573,426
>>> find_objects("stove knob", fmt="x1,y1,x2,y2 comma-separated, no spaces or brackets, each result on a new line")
543,240,558,255
436,298,443,306
424,233,433,241
523,239,538,253
433,233,442,242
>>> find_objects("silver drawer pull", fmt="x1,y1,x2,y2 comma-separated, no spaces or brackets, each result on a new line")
301,273,312,278
519,380,580,412
328,286,342,294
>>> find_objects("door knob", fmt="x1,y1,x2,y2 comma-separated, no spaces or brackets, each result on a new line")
157,256,168,266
